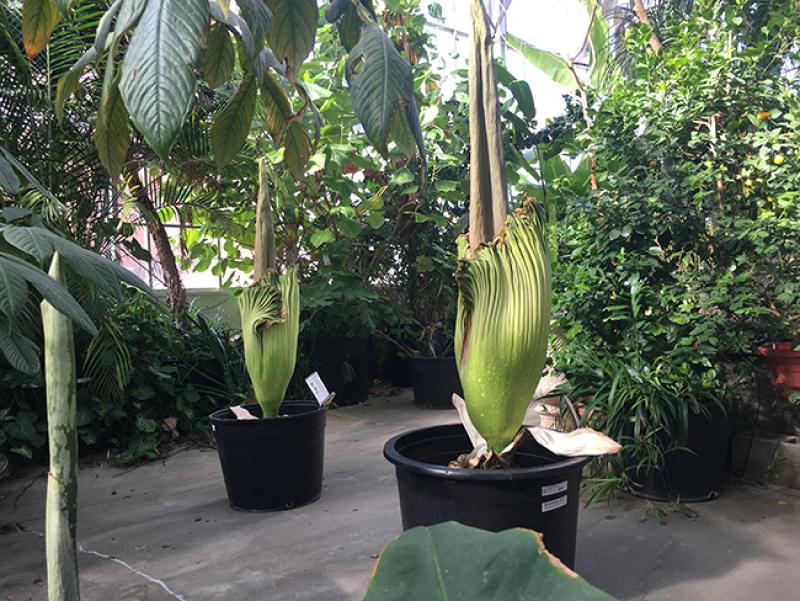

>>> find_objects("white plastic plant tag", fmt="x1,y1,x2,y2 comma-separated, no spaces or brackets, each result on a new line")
305,372,331,406
542,495,568,513
542,480,568,497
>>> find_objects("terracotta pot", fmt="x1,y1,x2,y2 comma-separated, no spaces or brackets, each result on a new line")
757,341,800,400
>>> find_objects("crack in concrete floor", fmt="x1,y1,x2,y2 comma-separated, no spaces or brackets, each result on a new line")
18,527,188,601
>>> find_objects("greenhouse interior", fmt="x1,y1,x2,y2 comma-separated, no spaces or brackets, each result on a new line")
1,0,800,599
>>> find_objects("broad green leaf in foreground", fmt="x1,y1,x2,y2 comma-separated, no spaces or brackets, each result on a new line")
364,522,618,601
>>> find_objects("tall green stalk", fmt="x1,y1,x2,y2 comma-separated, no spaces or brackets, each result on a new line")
42,252,81,600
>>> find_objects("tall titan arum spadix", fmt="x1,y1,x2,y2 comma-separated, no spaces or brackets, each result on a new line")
238,159,299,417
455,0,552,456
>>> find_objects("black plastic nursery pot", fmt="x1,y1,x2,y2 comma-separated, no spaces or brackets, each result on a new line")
383,346,412,388
209,400,325,511
625,404,729,502
408,357,463,409
384,424,590,568
312,336,372,405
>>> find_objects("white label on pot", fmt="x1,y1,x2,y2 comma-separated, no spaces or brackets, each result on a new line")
541,495,568,513
306,372,331,406
542,480,568,497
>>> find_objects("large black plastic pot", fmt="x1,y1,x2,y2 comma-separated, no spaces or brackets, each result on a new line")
209,400,325,511
383,347,412,387
625,404,729,502
408,357,463,409
311,336,372,405
384,424,590,568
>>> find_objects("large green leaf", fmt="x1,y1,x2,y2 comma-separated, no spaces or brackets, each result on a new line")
203,23,235,88
0,155,20,194
580,0,612,87
209,2,257,62
1,225,54,264
0,149,64,211
364,522,618,601
22,0,60,58
0,257,28,320
211,74,258,169
259,70,293,141
326,0,375,52
507,33,577,92
0,326,40,374
345,23,418,157
119,0,210,157
112,0,148,46
283,121,311,179
0,253,97,335
94,59,131,179
238,0,273,51
93,0,123,54
264,0,317,84
2,226,148,297
55,46,100,123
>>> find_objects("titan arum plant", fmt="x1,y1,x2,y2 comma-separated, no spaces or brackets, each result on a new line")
452,0,617,467
0,149,148,601
237,160,300,417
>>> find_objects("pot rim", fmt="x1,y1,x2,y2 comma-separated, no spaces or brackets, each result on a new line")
209,400,323,426
407,355,457,364
384,424,590,481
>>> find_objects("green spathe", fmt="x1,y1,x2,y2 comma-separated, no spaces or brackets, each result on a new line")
455,205,551,452
239,266,299,417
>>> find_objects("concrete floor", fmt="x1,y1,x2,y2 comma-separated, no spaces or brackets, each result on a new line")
2,390,799,601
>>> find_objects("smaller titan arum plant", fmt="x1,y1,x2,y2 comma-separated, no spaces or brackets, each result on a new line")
237,159,300,417
452,0,618,467
0,148,148,601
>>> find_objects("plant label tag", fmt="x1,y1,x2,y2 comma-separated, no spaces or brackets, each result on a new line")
306,372,331,406
541,495,568,513
541,480,568,497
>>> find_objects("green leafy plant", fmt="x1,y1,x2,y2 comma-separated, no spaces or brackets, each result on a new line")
553,0,800,490
363,521,617,601
50,0,423,170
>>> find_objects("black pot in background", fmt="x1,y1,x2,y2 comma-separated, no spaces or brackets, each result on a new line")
408,356,462,409
384,424,590,569
210,400,326,511
383,346,412,388
626,403,729,502
312,336,372,405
